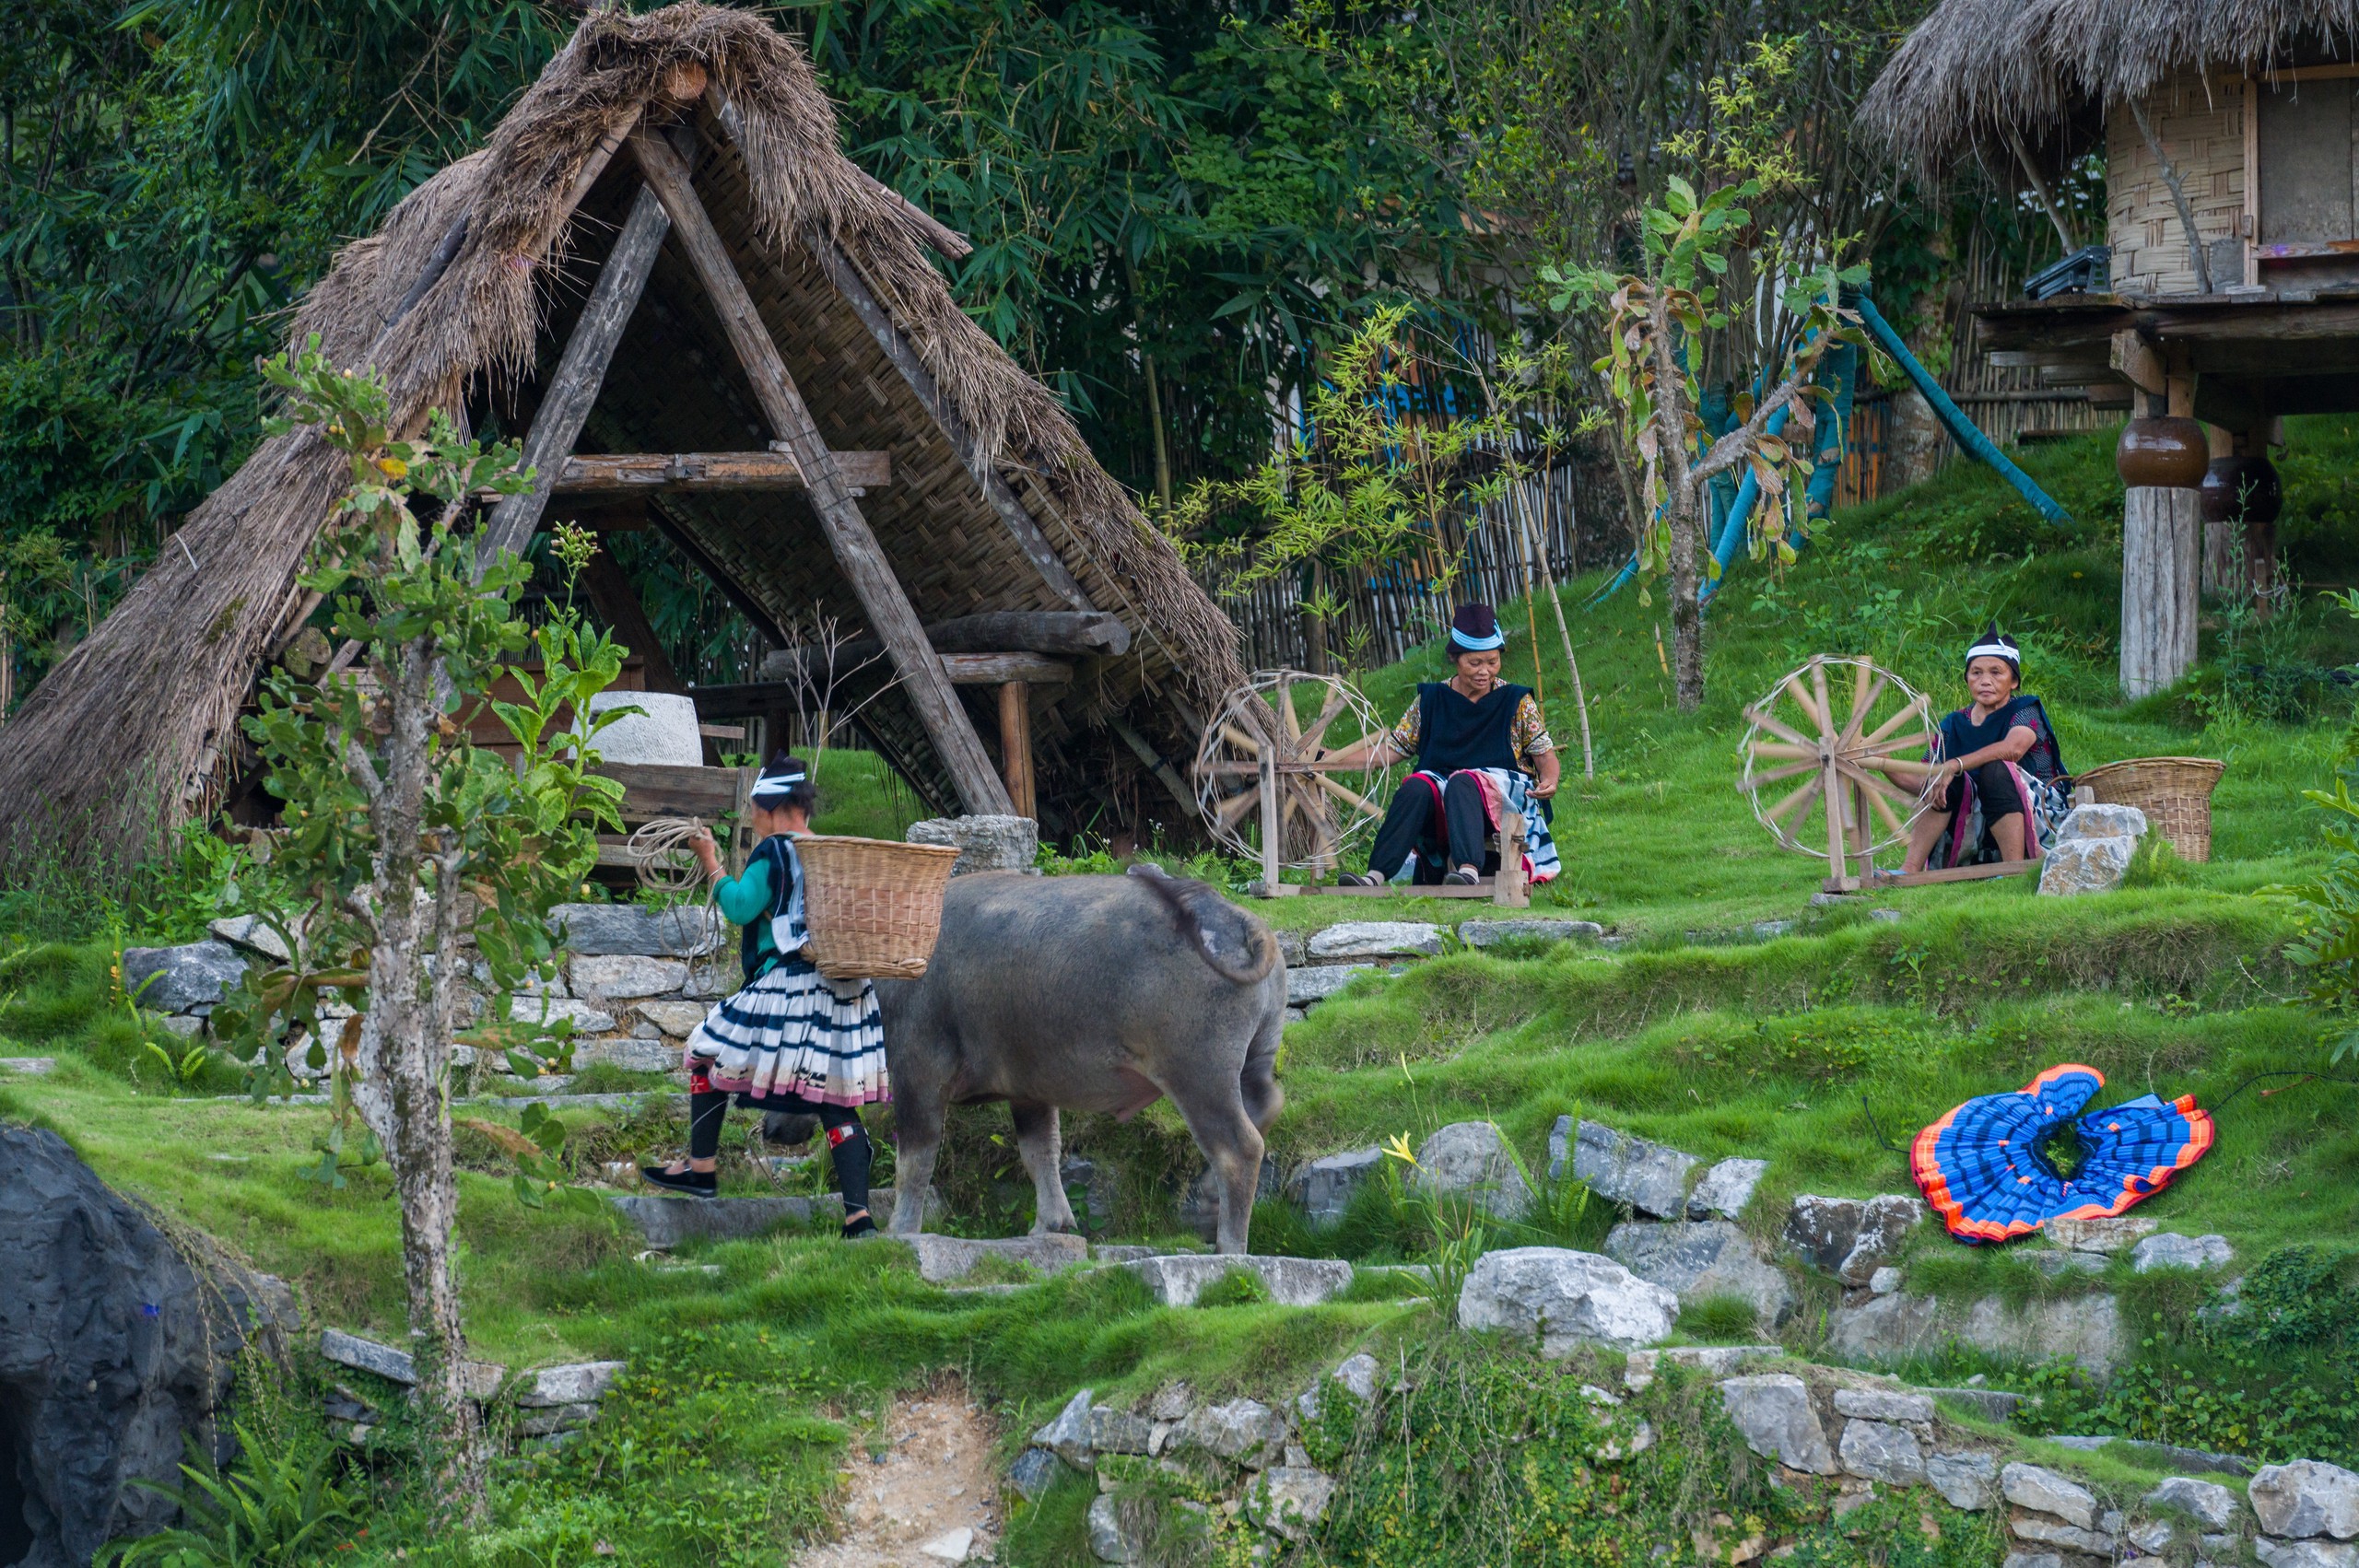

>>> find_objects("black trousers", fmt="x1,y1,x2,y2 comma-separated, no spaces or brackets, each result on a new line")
687,1088,872,1215
1368,772,1492,883
1940,760,2025,821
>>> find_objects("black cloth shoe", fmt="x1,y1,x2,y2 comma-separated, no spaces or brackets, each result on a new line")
841,1210,877,1239
1336,871,1385,887
1443,866,1481,886
640,1164,717,1198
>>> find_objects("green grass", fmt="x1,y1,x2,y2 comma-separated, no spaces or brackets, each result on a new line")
9,415,2359,1562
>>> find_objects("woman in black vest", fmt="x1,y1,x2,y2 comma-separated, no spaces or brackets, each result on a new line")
1320,603,1562,886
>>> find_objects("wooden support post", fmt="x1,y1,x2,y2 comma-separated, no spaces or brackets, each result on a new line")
1492,810,1529,907
2122,487,2202,696
477,185,671,571
628,129,1014,815
1258,750,1282,893
998,682,1036,821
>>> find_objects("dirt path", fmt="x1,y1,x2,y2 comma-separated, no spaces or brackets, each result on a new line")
792,1387,1003,1566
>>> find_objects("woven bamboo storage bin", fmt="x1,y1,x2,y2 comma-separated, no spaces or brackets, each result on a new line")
2075,756,2226,862
796,837,963,979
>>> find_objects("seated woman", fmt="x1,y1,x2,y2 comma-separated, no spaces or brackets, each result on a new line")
1895,627,2073,874
1320,603,1562,886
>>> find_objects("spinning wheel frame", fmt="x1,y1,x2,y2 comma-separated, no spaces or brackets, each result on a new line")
1191,670,1394,880
1737,655,1940,893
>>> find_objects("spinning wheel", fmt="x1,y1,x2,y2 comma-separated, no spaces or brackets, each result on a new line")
1737,656,1938,892
1192,670,1393,886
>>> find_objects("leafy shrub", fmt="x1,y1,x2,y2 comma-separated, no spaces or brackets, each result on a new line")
100,1422,365,1567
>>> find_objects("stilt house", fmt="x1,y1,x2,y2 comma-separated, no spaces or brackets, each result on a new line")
1862,0,2358,696
0,3,1240,862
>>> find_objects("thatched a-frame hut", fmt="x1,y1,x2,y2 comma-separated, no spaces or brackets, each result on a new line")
1861,0,2358,697
0,3,1241,862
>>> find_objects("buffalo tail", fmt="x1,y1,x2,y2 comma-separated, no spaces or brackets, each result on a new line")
1125,864,1280,985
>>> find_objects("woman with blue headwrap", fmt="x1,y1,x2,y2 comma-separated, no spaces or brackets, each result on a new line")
640,754,886,1236
1320,603,1563,887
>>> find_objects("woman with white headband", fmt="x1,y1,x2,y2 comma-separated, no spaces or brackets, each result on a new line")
1894,626,2073,874
640,754,886,1236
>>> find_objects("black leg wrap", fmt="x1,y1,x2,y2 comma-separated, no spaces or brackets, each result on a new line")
827,1121,874,1223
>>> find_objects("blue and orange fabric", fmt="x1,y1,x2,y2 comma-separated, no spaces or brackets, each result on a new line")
1910,1064,2213,1244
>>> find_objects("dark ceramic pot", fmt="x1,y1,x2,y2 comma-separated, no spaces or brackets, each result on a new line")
2199,452,2283,525
2116,416,2209,489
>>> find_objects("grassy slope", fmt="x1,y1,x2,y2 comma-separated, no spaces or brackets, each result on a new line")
6,416,2359,1562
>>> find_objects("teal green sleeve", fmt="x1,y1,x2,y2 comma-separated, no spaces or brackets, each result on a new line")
714,855,774,927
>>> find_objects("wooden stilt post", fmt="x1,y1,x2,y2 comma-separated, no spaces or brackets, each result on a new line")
998,681,1036,821
1258,749,1281,893
476,185,671,571
628,129,1014,815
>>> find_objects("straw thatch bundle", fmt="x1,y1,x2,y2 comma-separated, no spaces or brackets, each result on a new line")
0,3,1240,866
1860,0,2359,172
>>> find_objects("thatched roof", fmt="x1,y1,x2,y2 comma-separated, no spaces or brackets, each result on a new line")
0,3,1241,861
1860,0,2359,173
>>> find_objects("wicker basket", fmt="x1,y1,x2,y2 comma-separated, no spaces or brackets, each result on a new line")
795,836,963,979
2074,756,2226,862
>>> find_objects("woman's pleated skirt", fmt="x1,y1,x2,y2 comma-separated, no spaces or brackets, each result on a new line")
683,957,888,1107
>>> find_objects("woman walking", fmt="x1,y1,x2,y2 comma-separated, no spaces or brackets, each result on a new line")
640,756,886,1237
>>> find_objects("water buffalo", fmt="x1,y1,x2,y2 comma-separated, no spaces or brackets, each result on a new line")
873,865,1285,1254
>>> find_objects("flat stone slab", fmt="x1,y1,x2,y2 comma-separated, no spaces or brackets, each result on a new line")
1458,919,1604,949
517,1362,627,1408
320,1329,503,1397
0,1058,55,1075
612,1188,904,1248
1621,1345,1781,1391
547,903,722,957
1826,1291,2124,1375
2043,1216,2157,1254
1552,1117,1697,1218
901,1233,1091,1283
1288,1148,1384,1224
1687,1158,1768,1220
570,1038,678,1074
1121,1254,1355,1307
1285,964,1378,1006
122,939,247,1013
1307,921,1443,959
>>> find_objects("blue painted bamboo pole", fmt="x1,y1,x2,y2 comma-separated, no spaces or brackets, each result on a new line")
1849,287,2071,526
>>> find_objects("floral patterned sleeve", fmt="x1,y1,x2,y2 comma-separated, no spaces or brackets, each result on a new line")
1388,699,1421,755
1514,694,1555,764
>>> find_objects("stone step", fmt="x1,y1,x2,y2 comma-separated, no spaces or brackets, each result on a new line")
1121,1254,1356,1307
0,1058,56,1075
613,1188,920,1248
898,1232,1092,1283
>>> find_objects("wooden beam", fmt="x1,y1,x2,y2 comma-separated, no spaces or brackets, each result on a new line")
2110,330,2167,396
999,682,1036,820
942,652,1071,685
477,184,670,572
548,449,891,496
922,611,1129,658
628,127,1013,815
1862,859,2040,888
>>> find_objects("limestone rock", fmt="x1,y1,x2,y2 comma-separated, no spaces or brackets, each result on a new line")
2002,1554,2066,1568
1602,1220,1794,1326
585,691,702,766
1286,964,1378,1006
2012,1515,2118,1555
1121,1255,1354,1308
1248,1467,1336,1541
318,1331,504,1398
1458,919,1604,949
1414,1122,1534,1220
1825,1291,2124,1375
570,1038,676,1074
569,954,689,1000
1175,1398,1286,1467
1783,1193,1919,1279
610,1191,906,1249
2028,1249,2107,1278
1687,1158,1769,1220
2258,1539,2359,1568
518,1362,626,1408
1870,1267,1904,1294
547,903,722,958
632,1000,710,1039
1925,1387,2024,1422
209,914,292,963
508,996,617,1035
2038,835,2137,895
1928,1451,1998,1510
1838,1418,1926,1485
1621,1345,1779,1392
1087,1407,1156,1456
1457,1247,1679,1353
122,939,247,1013
1289,1148,1384,1224
1007,1446,1062,1502
2133,1233,2235,1273
1148,1383,1194,1422
906,815,1038,874
1033,1388,1096,1469
2044,1216,2158,1254
2004,1462,2100,1529
1086,1493,1140,1562
904,1232,1091,1283
1717,1375,1837,1475
2058,803,2149,842
1832,1388,1934,1423
2149,1476,2243,1531
2252,1461,2359,1540
920,1527,977,1562
1332,1353,1380,1404
1307,920,1443,959
1553,1117,1697,1218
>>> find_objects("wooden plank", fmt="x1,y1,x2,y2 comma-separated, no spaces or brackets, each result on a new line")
943,652,1072,685
590,760,742,820
628,128,1014,815
550,450,890,495
1257,879,1508,900
925,611,1130,657
999,681,1036,820
1863,859,2040,888
477,184,671,572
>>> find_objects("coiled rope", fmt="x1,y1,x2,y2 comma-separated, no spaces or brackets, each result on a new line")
626,816,713,895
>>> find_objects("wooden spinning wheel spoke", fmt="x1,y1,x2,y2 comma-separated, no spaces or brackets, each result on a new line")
1737,656,1936,888
1194,670,1393,876
1299,688,1352,752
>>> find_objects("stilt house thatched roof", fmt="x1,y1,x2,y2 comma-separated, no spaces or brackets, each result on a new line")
1860,0,2358,173
0,2,1241,863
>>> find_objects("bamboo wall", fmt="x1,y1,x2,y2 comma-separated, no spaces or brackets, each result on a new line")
2107,66,2248,296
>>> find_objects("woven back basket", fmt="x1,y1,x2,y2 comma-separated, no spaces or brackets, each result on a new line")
795,837,963,979
2074,756,2226,862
